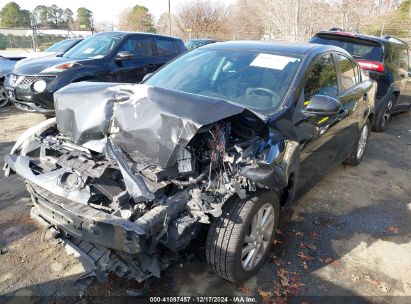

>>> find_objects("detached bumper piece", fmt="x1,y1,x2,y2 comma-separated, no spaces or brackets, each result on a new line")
28,183,167,283
28,183,143,254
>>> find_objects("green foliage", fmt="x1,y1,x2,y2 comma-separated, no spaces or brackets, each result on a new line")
362,0,411,39
119,5,156,33
33,5,77,29
76,7,93,29
0,2,31,28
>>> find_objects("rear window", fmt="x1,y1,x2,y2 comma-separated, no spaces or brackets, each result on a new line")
311,36,383,62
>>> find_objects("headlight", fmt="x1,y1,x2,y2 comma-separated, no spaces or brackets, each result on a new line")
41,62,78,73
33,80,47,92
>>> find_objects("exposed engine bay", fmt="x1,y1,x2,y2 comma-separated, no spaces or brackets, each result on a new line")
4,82,295,284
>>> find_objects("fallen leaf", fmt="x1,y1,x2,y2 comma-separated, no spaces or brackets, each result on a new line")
297,252,314,261
351,274,360,282
273,239,283,245
308,232,320,240
256,288,273,302
277,268,290,287
299,242,317,251
238,285,250,294
319,257,333,264
273,286,282,297
302,261,308,270
273,256,284,266
363,275,391,292
276,229,284,235
386,226,400,234
295,231,304,237
330,259,342,268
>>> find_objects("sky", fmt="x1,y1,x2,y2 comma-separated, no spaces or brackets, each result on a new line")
5,0,206,23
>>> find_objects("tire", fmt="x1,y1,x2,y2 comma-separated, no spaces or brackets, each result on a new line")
206,191,280,283
344,120,371,166
0,81,9,108
372,95,394,132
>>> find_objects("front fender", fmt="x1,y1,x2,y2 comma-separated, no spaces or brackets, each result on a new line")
240,139,300,190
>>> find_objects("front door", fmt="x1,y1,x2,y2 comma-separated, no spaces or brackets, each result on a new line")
294,52,352,197
113,36,154,83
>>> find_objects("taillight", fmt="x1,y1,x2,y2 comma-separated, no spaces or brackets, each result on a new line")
356,60,385,72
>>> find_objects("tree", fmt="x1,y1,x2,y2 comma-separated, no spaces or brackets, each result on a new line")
63,8,74,28
47,4,64,27
0,2,31,28
118,5,155,32
33,5,48,27
76,7,93,29
361,0,411,38
176,0,229,39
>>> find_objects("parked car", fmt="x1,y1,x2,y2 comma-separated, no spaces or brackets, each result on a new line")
0,38,83,108
5,41,375,286
310,30,411,131
185,38,217,50
4,32,186,114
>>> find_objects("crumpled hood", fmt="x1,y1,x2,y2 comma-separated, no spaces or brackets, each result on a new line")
55,83,266,168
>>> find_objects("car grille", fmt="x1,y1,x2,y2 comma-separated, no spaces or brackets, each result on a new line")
11,74,56,86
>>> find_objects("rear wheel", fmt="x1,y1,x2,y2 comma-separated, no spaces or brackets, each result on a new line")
373,95,394,132
0,81,9,108
344,120,370,166
206,191,279,283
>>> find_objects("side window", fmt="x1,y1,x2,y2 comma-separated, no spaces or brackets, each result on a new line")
119,37,153,57
155,38,176,56
304,53,338,101
338,54,358,91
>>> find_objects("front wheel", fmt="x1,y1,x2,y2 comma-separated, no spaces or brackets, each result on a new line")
0,81,9,108
344,120,370,166
206,191,280,283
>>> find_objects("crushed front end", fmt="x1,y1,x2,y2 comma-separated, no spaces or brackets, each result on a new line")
4,82,292,285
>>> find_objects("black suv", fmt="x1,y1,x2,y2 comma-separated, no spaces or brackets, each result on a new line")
4,32,186,114
310,30,411,131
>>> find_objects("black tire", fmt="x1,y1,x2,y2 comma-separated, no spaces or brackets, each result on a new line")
372,95,394,132
206,191,280,283
344,120,371,166
0,80,9,108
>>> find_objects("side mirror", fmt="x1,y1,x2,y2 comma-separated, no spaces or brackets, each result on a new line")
115,51,133,61
303,94,342,116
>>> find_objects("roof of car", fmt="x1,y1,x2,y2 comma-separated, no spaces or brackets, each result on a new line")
314,30,409,46
202,40,340,56
93,31,182,40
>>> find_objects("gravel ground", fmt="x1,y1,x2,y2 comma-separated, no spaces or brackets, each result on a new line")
0,106,410,304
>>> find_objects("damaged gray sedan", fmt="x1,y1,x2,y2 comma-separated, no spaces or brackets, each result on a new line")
4,41,375,285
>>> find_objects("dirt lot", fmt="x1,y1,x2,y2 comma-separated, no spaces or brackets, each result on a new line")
0,106,410,303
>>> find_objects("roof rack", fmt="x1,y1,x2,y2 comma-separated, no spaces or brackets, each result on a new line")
329,27,345,31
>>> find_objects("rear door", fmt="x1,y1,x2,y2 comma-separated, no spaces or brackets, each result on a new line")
334,53,369,157
113,35,155,83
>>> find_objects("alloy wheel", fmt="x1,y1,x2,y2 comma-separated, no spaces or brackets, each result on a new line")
241,203,275,271
381,100,393,128
357,124,369,160
0,85,9,108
